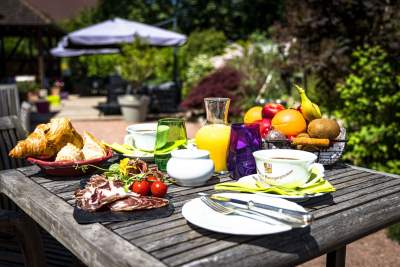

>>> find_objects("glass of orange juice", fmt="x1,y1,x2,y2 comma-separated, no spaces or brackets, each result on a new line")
195,98,231,174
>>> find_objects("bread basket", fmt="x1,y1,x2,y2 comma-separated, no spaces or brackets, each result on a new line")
27,148,113,177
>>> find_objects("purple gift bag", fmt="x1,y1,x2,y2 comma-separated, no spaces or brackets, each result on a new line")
227,123,262,180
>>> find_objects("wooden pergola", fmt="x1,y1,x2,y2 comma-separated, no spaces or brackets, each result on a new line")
0,0,64,87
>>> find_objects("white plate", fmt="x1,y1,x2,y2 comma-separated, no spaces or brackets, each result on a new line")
238,175,326,202
182,192,307,235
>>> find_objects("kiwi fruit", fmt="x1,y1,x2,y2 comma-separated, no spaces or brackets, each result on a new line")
307,119,340,140
296,132,310,138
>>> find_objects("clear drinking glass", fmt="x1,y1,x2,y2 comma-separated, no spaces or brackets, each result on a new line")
195,97,231,174
227,123,262,180
154,118,187,171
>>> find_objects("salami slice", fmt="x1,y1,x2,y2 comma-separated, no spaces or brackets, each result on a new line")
109,197,142,211
109,196,169,211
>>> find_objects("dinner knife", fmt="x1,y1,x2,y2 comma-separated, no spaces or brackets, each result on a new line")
210,195,313,224
214,199,308,227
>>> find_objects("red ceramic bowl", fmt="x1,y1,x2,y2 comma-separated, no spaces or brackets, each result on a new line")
27,148,113,177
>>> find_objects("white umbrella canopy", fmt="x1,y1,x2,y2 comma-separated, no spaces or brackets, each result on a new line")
60,17,186,48
50,17,186,88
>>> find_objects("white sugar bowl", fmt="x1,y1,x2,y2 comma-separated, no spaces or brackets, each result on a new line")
167,149,214,187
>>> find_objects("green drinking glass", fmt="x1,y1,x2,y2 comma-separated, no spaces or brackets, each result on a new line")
154,118,187,171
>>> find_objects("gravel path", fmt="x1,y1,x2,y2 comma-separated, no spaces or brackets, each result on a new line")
71,118,400,267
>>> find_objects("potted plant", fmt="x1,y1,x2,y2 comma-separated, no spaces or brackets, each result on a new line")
117,40,156,122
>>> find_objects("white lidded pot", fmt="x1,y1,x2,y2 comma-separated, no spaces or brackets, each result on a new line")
167,149,214,187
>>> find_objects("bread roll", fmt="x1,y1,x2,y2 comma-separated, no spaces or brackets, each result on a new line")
55,143,84,162
81,131,107,160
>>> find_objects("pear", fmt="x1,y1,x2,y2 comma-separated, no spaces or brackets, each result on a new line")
295,84,322,121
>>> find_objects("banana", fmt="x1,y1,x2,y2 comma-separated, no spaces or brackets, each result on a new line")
295,84,322,121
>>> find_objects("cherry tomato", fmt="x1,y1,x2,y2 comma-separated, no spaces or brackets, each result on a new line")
150,181,168,198
131,180,150,196
146,175,160,184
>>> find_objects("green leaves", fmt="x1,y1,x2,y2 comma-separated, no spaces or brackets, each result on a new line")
337,45,400,174
118,42,155,88
183,54,214,97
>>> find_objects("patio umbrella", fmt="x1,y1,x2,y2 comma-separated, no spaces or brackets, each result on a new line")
52,17,186,53
50,17,186,79
50,17,186,104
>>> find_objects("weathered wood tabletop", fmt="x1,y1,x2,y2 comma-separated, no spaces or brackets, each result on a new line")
1,163,400,267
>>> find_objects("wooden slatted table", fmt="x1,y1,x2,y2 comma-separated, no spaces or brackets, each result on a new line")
1,163,400,267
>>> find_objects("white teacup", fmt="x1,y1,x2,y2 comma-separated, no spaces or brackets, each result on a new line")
253,149,317,189
124,123,158,151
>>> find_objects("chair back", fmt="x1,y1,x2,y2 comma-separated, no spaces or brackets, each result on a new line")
0,116,27,170
0,84,20,117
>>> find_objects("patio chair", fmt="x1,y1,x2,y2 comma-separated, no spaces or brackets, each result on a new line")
0,83,31,131
95,76,127,115
146,81,179,113
0,115,45,266
0,84,20,118
0,116,80,267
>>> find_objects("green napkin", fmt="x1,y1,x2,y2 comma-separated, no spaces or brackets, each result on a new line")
214,166,335,196
104,142,153,156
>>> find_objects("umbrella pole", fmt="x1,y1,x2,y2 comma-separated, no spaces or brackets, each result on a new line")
172,0,181,105
173,45,180,103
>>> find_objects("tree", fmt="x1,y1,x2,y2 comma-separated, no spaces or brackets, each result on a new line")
62,0,283,41
272,0,400,112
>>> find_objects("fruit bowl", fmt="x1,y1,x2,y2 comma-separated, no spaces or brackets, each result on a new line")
264,127,347,165
26,148,113,177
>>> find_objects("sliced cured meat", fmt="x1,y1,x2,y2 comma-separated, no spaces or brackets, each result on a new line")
109,196,169,212
75,174,168,213
74,174,139,212
86,175,108,188
108,197,142,211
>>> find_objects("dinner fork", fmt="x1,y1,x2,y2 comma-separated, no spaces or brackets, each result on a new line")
200,196,278,225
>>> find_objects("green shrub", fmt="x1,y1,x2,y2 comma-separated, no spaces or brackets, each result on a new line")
152,47,174,83
78,54,119,77
182,54,214,97
183,29,227,61
228,36,286,111
335,45,400,245
117,40,158,90
336,45,400,174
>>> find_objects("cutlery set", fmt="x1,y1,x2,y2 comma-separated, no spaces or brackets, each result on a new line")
199,193,313,228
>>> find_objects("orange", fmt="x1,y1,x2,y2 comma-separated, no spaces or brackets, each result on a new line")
271,109,307,136
243,106,263,123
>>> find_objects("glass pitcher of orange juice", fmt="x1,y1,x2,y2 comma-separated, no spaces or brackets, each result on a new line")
195,98,231,173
